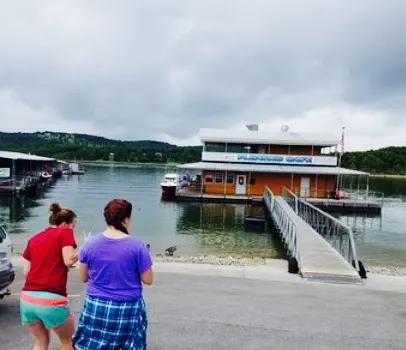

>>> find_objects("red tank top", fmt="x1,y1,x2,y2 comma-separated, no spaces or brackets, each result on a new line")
22,227,76,296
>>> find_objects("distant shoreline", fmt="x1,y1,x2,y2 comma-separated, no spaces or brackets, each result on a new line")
75,161,406,177
370,174,406,179
74,160,181,167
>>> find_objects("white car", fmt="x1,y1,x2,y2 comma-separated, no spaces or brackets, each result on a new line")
0,226,15,300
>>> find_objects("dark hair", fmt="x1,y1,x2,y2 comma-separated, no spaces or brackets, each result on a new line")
104,199,132,234
49,202,76,226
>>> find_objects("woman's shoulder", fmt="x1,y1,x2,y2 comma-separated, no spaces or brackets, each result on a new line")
126,236,149,251
82,232,104,246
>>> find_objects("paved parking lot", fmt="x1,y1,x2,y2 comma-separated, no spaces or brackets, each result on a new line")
1,261,406,349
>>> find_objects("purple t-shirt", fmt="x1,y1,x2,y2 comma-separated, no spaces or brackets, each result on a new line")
79,234,153,302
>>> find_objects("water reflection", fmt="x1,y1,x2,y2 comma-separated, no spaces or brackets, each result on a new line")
175,202,282,259
0,196,39,233
330,212,383,236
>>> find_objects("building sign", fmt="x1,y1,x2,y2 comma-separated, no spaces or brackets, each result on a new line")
236,154,313,164
201,152,337,166
0,168,10,178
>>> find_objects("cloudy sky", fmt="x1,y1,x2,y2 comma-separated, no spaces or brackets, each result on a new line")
1,1,405,151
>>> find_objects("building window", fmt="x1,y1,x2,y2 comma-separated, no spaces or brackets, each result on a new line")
205,173,213,183
205,142,226,152
214,172,223,183
226,143,250,153
226,173,235,184
258,145,267,154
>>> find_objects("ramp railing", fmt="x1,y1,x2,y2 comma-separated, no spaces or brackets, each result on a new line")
281,187,360,272
264,186,300,268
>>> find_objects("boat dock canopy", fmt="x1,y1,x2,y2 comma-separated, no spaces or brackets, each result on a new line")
0,151,55,161
199,128,339,146
178,161,368,176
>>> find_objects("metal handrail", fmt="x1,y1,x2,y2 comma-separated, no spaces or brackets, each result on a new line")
290,186,385,206
264,186,300,267
281,187,360,271
342,189,385,206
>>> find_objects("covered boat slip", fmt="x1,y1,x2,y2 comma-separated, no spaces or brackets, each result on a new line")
0,151,56,195
176,162,382,214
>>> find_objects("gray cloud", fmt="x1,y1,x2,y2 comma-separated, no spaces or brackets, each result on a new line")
1,0,406,145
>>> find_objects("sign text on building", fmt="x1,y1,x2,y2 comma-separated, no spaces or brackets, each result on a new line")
201,151,337,166
236,154,313,164
0,168,11,178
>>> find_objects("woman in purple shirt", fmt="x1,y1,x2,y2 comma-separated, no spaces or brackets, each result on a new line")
73,198,153,350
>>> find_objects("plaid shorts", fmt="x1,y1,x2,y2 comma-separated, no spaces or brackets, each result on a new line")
73,295,147,350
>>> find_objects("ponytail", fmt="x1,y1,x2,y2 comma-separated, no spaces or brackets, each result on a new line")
49,202,76,226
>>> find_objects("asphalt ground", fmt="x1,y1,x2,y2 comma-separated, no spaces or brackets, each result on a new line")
1,260,406,349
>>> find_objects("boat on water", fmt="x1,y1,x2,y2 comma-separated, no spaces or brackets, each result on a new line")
69,162,85,175
62,163,85,175
40,172,53,180
160,173,186,197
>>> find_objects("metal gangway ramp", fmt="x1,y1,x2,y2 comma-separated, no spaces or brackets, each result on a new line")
264,186,362,284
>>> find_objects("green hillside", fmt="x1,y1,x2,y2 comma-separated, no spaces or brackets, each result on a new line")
0,131,202,164
0,131,405,174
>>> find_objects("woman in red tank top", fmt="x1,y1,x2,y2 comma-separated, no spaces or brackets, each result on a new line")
20,202,78,350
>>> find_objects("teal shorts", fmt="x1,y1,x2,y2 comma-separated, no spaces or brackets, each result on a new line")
20,291,72,330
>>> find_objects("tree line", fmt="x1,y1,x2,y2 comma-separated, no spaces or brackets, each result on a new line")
0,131,201,164
0,132,405,174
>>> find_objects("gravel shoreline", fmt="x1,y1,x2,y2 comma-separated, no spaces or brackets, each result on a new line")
153,255,274,266
153,255,406,276
12,252,406,276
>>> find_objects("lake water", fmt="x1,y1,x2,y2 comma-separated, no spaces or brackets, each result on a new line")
1,165,405,267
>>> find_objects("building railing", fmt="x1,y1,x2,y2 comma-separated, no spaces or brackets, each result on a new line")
343,189,385,204
291,187,385,205
281,187,360,272
264,186,300,268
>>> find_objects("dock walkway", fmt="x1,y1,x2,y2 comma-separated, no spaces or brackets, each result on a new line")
306,197,382,214
175,188,383,214
265,190,361,283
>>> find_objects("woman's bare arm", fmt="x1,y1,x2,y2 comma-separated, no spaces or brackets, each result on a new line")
79,263,89,283
140,268,153,285
22,257,31,278
62,246,78,267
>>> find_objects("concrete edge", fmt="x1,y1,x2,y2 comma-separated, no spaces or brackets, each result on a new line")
11,257,406,293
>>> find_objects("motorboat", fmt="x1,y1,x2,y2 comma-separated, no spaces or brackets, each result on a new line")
160,173,183,197
69,163,85,175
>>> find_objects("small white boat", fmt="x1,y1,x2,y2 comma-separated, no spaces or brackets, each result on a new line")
40,172,52,180
160,173,184,197
69,163,85,175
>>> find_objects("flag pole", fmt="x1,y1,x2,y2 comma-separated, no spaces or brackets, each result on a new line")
336,126,345,190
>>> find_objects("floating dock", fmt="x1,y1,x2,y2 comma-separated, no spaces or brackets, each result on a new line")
175,189,383,214
306,198,382,214
175,190,263,205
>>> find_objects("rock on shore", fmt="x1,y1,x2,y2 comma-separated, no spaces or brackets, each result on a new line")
153,254,274,266
366,265,406,276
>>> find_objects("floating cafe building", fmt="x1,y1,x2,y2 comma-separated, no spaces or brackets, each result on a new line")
175,125,383,282
175,125,383,214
